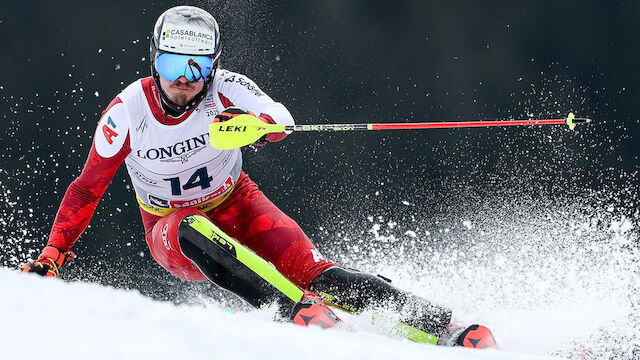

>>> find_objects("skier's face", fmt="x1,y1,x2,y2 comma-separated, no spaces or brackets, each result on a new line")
159,75,204,106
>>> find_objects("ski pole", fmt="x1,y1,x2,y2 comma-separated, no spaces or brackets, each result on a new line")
209,112,591,150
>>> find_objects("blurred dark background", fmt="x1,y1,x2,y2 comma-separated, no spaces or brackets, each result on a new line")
0,0,638,300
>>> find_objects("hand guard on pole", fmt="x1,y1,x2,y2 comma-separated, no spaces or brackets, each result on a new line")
213,107,276,146
20,245,76,278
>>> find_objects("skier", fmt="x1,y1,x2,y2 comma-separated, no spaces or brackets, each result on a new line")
20,5,496,348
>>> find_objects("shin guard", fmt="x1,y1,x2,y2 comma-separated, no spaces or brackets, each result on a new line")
178,214,303,316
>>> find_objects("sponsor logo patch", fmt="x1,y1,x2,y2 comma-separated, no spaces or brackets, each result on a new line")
102,116,119,144
149,194,169,207
161,223,171,250
95,105,127,159
169,177,233,208
137,133,209,164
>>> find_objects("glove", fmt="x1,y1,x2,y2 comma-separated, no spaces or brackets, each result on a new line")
213,106,256,123
20,245,76,277
213,107,281,146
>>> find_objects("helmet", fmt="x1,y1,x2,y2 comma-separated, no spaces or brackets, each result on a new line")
150,6,222,115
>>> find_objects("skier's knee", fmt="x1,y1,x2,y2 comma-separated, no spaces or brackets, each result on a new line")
146,208,209,281
153,208,207,255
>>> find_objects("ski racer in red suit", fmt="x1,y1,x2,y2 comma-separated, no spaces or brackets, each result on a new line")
20,5,496,348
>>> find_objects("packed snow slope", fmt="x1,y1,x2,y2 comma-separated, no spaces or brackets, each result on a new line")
2,268,557,360
3,194,639,359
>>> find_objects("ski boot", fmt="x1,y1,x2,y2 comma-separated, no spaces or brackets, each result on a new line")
291,291,341,329
309,266,452,337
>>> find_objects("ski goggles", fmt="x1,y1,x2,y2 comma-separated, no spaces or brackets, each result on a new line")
154,52,215,82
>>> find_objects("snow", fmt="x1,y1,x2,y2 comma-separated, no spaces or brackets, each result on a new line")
320,204,640,359
1,268,558,360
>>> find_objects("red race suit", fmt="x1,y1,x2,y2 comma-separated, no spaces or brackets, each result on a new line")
46,71,334,288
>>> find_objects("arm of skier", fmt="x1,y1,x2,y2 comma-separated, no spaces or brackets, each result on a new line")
21,98,131,277
216,70,294,143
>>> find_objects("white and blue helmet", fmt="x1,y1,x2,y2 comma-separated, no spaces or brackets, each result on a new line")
150,6,222,115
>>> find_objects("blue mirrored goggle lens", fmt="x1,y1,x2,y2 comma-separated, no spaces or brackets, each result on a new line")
155,52,214,82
